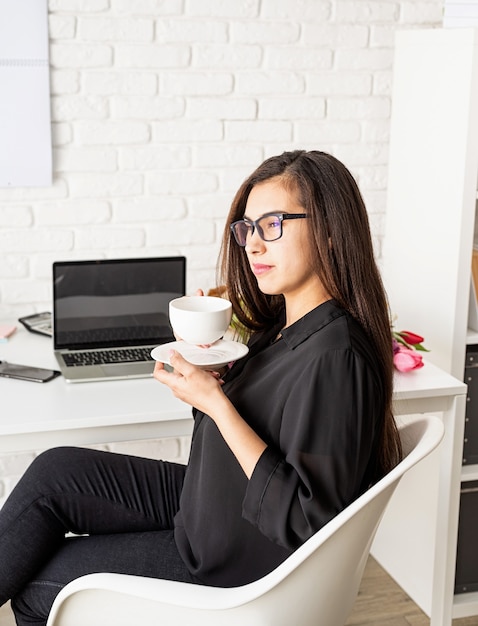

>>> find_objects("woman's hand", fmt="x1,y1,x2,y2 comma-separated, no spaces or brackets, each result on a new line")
153,350,224,415
154,350,267,479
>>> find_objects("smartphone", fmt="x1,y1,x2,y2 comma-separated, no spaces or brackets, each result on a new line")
0,361,61,383
18,312,52,337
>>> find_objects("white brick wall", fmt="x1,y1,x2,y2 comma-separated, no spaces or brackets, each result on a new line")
0,0,444,505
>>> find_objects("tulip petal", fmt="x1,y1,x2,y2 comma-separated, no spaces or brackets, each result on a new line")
393,347,424,372
399,330,425,345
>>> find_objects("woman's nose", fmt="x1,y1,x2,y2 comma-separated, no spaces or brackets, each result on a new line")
245,227,265,253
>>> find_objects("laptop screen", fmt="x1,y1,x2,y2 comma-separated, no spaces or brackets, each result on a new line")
53,257,186,350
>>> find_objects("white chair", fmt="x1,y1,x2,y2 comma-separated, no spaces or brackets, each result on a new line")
46,415,444,626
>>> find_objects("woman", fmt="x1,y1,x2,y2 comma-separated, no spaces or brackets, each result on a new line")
0,150,401,625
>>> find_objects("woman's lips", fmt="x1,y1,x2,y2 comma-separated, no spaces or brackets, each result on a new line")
252,263,273,276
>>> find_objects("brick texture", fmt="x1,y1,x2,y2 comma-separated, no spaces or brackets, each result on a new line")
0,1,443,502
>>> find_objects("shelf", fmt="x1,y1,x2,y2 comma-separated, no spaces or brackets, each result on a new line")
454,591,478,619
466,329,478,345
379,26,478,625
461,464,478,482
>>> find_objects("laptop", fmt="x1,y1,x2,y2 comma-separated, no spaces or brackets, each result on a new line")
53,256,186,383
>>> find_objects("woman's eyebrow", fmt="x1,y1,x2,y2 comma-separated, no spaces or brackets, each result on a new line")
242,212,276,221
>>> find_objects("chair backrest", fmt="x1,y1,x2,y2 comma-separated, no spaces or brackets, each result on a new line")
46,415,444,626
209,414,444,626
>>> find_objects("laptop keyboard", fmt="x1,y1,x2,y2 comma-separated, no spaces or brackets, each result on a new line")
63,347,155,367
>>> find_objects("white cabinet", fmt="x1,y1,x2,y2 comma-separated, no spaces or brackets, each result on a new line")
374,27,478,623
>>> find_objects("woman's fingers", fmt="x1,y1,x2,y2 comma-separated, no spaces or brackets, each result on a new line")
168,349,193,375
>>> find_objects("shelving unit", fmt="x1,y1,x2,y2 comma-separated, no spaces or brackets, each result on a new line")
371,27,478,624
467,330,478,344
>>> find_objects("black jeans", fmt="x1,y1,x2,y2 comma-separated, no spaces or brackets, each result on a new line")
0,447,200,625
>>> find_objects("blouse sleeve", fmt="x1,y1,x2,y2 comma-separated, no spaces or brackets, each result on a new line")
241,348,381,550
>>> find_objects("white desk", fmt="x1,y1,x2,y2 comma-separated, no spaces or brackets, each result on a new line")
0,324,193,453
0,322,469,625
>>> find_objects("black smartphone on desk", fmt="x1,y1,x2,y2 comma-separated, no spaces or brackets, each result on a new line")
0,361,61,383
18,312,52,337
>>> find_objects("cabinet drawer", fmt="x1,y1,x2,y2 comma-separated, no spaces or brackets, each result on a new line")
456,481,478,593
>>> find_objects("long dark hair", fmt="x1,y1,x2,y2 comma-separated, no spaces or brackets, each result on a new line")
218,149,401,477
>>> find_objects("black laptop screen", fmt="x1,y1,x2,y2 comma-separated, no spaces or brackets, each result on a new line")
53,257,186,350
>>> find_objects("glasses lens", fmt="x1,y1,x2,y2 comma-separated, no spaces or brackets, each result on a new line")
232,221,250,246
257,214,282,242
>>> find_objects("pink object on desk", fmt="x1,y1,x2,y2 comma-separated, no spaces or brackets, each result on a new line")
0,324,16,342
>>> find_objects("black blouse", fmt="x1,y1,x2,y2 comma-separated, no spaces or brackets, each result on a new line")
174,299,385,587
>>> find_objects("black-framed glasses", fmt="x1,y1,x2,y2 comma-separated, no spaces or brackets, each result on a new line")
230,213,308,247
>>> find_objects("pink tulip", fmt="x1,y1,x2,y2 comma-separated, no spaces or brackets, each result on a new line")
393,347,424,372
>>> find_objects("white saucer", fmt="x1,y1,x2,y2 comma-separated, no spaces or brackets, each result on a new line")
151,340,249,369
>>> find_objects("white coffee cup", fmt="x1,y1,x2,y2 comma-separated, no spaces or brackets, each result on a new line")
169,296,232,345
